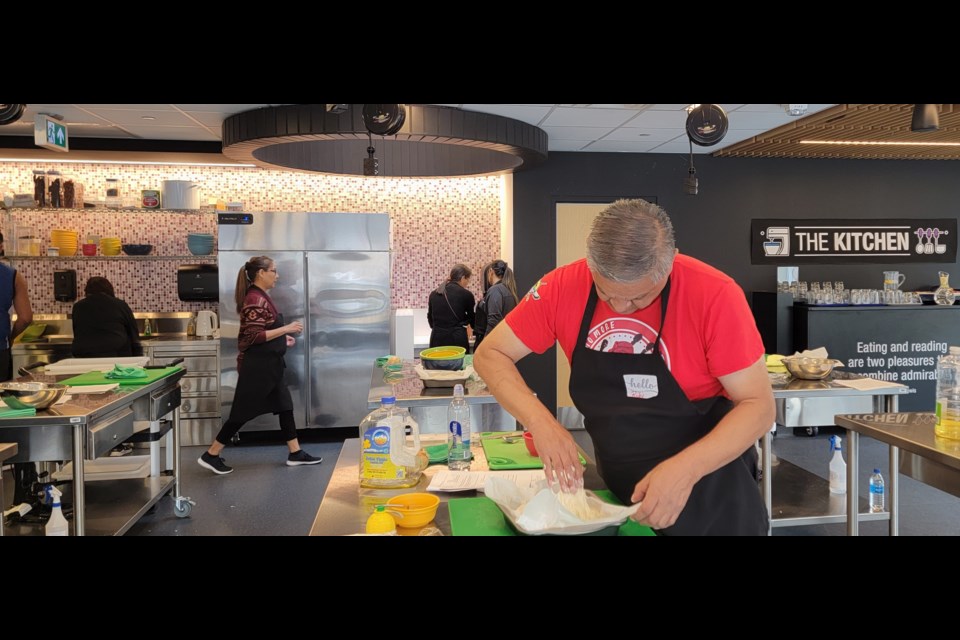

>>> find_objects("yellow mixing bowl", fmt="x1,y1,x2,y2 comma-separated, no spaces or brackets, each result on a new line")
386,493,440,528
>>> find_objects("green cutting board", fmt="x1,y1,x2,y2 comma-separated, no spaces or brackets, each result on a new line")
480,433,586,470
448,490,655,536
61,366,183,386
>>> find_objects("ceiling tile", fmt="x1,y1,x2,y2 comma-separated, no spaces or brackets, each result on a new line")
183,111,231,128
548,139,591,151
602,127,684,143
122,126,220,141
648,104,694,111
77,104,179,110
23,105,111,125
625,110,689,128
647,140,713,154
733,104,787,112
542,126,614,141
728,111,793,130
461,105,553,124
174,104,274,112
541,107,638,128
86,109,197,126
581,140,671,153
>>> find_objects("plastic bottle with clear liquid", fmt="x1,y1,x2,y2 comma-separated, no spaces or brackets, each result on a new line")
828,435,846,495
358,396,426,489
934,271,956,306
869,468,885,513
447,384,472,470
45,486,69,536
935,346,960,440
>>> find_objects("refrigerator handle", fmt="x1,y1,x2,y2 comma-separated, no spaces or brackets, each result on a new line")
302,251,310,427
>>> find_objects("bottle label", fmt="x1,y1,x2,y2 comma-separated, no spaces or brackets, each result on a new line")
360,424,405,480
449,420,462,437
870,484,884,495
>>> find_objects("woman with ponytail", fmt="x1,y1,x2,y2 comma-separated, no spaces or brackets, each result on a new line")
198,256,323,475
472,259,518,351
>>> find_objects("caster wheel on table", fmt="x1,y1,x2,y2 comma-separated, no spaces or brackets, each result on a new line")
793,426,819,437
173,500,193,518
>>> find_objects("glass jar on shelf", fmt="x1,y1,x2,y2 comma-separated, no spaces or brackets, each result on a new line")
46,170,63,208
934,271,956,306
105,178,121,209
32,170,47,208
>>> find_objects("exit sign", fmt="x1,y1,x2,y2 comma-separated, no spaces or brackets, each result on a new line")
34,115,69,152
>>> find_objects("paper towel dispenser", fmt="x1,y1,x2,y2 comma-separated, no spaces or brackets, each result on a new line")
177,264,219,302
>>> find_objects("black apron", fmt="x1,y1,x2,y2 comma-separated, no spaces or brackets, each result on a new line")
568,279,767,536
227,312,294,425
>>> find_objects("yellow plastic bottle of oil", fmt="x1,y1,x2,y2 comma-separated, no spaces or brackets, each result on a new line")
358,397,427,489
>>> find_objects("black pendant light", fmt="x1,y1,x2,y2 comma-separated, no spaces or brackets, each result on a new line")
911,104,939,132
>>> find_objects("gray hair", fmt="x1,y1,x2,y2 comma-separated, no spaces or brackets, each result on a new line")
585,198,676,282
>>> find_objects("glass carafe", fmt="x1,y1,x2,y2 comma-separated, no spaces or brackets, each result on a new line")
934,271,956,306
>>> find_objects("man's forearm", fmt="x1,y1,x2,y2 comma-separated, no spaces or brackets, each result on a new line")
474,348,557,432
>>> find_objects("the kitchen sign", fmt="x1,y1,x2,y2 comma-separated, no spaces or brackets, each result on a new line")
751,218,957,264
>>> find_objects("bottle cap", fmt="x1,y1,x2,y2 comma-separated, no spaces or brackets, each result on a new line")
873,468,881,474
381,396,396,404
453,383,464,396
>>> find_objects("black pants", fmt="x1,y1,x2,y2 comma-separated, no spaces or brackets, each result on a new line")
0,349,11,382
214,410,298,446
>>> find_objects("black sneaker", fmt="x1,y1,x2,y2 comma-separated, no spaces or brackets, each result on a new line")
198,452,233,475
287,450,323,466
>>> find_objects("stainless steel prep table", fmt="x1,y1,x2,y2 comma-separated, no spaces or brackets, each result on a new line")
765,371,914,534
309,437,603,536
367,361,517,434
0,443,17,536
834,412,960,536
0,369,189,535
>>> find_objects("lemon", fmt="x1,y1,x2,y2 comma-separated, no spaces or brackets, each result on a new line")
365,505,397,534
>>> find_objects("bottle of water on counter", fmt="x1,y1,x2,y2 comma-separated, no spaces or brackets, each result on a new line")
935,346,960,441
869,468,885,513
447,384,472,470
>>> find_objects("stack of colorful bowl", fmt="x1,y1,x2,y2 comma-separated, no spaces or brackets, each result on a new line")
100,237,122,256
50,229,78,257
187,233,215,256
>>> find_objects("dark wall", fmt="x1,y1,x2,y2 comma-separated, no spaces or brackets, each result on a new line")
513,151,960,413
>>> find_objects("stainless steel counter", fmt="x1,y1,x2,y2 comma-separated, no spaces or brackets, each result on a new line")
0,370,188,535
367,361,517,434
0,443,17,537
309,437,604,536
835,412,960,535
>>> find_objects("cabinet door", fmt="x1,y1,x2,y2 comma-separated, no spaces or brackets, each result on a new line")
306,251,390,428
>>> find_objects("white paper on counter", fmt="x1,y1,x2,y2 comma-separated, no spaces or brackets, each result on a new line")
427,469,545,492
484,476,639,535
833,377,903,391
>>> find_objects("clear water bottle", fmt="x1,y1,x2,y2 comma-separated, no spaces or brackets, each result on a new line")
447,383,472,470
869,468,885,513
935,346,960,440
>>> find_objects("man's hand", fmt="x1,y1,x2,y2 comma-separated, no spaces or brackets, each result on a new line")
629,456,701,530
531,423,583,493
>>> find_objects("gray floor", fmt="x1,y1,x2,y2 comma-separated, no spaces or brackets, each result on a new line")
125,441,342,536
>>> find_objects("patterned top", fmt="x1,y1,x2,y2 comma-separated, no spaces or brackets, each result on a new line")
237,285,278,369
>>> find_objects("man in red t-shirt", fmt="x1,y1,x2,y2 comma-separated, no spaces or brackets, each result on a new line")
474,199,774,535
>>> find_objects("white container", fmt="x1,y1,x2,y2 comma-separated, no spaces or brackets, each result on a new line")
161,180,201,210
828,435,846,495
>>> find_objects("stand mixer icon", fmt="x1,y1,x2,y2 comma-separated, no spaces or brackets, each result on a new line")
915,227,948,255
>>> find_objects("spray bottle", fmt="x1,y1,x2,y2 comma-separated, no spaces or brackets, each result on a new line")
45,485,69,536
828,435,847,495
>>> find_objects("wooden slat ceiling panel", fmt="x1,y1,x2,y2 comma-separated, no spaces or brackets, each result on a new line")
714,104,960,160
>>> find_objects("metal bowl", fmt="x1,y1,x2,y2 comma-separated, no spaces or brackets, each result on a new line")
780,356,841,380
0,382,68,409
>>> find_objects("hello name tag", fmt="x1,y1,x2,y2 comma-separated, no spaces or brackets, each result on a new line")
624,374,658,399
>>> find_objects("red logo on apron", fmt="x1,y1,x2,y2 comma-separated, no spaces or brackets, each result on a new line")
584,317,671,369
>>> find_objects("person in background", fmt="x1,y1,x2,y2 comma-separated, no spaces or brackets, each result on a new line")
0,231,5,257
473,199,774,535
473,259,518,352
71,277,143,359
0,257,32,380
427,263,475,352
198,256,322,475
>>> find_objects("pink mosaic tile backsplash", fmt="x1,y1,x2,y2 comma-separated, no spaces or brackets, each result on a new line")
0,162,503,313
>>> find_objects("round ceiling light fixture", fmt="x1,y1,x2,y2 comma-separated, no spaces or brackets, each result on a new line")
0,104,26,126
221,104,548,178
685,104,729,147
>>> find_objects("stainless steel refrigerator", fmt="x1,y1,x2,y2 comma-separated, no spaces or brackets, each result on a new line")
218,212,391,432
